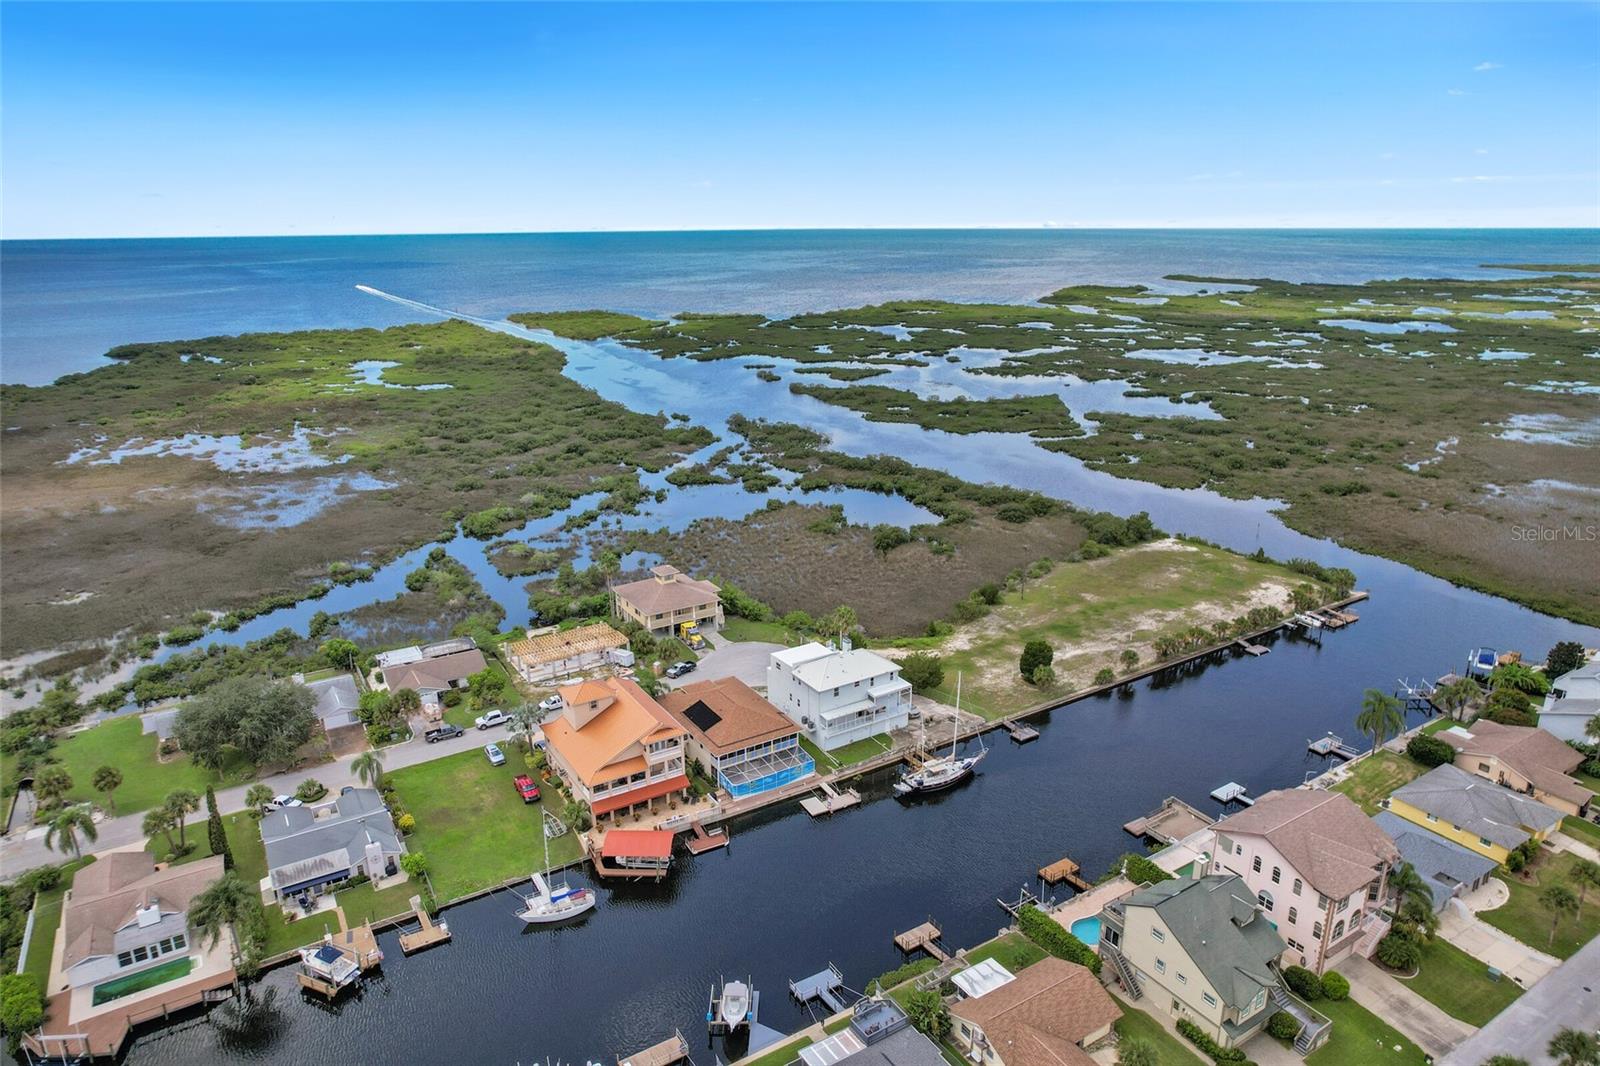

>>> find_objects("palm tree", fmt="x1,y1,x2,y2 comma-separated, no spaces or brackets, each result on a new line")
1491,662,1550,697
507,702,542,751
244,784,275,819
351,749,384,788
143,806,179,856
1548,1028,1600,1066
1436,676,1479,721
1572,859,1600,919
165,788,202,851
187,871,256,959
91,765,123,814
45,804,98,858
1539,884,1579,950
33,764,73,809
1355,689,1405,752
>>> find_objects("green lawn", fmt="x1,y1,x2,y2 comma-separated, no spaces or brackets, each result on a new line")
718,617,797,645
1574,769,1600,794
91,956,195,1005
1561,815,1600,849
799,733,893,771
1402,934,1522,1026
1330,751,1426,814
50,716,254,816
388,747,582,902
1479,849,1600,959
22,857,94,989
964,932,1047,973
739,1034,813,1066
1113,1007,1205,1066
1304,995,1428,1066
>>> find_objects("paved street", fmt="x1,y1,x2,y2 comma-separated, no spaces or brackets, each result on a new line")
1340,955,1476,1059
662,636,782,691
1440,933,1600,1066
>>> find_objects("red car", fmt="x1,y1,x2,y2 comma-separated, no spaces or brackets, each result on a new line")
514,775,541,803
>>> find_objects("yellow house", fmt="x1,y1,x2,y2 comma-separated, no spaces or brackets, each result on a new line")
1386,763,1564,862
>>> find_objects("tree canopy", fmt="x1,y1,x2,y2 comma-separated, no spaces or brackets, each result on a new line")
173,676,316,772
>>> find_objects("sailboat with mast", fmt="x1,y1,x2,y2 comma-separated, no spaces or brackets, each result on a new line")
517,813,596,925
893,672,985,797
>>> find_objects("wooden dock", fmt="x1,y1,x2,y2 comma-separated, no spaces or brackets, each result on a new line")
684,820,729,855
800,780,861,817
1210,781,1254,806
619,1029,689,1066
333,907,383,971
789,962,849,1013
1234,638,1269,657
1122,796,1215,845
1002,720,1040,743
894,919,949,961
397,895,452,955
1038,856,1092,890
1307,733,1362,761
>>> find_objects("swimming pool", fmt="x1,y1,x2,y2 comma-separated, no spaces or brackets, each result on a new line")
1069,916,1102,948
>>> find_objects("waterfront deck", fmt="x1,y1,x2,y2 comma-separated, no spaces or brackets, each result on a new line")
893,919,949,961
1002,720,1039,743
397,895,452,955
684,819,729,855
1234,637,1269,656
619,1029,689,1066
800,780,860,817
789,962,849,1013
1039,855,1092,890
1307,733,1362,760
24,970,237,1062
1122,796,1214,845
332,907,384,971
1210,781,1255,806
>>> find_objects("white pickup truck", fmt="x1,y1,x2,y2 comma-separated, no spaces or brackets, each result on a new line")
474,709,508,730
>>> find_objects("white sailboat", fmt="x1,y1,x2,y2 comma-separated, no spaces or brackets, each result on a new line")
517,815,596,925
894,672,986,797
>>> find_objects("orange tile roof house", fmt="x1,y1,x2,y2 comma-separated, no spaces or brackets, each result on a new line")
660,677,815,798
1210,789,1400,974
610,564,722,635
542,676,690,820
506,621,630,684
58,852,225,992
1436,721,1591,817
949,957,1122,1066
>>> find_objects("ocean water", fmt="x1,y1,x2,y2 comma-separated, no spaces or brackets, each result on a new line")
5,228,1598,385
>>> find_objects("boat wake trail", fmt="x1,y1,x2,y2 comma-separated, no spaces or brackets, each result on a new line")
354,284,533,339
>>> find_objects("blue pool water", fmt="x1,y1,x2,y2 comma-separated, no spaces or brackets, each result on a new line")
1070,916,1102,948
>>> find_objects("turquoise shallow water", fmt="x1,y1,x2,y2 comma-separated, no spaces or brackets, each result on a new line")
4,228,1597,385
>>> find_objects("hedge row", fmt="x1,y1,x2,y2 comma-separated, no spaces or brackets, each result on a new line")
1017,904,1101,975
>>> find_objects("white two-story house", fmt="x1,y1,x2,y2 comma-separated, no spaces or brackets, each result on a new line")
1209,789,1399,974
766,640,912,751
542,676,690,821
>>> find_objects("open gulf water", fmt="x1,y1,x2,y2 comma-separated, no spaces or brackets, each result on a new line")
3,229,1599,1063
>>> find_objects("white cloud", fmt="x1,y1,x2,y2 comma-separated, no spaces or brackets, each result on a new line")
1447,88,1468,96
1475,148,1489,155
1474,61,1503,72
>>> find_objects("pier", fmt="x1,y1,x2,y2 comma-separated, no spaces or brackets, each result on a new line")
1122,796,1215,845
1002,719,1039,743
332,907,383,971
800,780,861,817
397,895,452,955
1210,781,1255,806
1038,856,1092,890
589,830,674,880
683,819,729,855
789,962,850,1014
893,919,949,962
1233,638,1269,656
619,1030,689,1066
1307,733,1362,761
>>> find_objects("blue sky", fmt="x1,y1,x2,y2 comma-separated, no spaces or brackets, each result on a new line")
3,2,1597,237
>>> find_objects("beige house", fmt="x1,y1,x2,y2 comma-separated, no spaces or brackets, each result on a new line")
611,564,722,636
1209,789,1398,974
1099,874,1329,1053
1437,721,1591,817
506,622,629,684
949,956,1121,1066
58,852,224,991
541,676,690,821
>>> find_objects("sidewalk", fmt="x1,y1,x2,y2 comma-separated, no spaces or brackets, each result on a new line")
1340,955,1475,1059
1437,892,1559,988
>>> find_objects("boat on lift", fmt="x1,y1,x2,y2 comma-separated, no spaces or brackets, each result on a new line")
517,811,596,924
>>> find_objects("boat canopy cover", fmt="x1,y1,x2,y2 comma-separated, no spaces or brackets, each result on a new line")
600,829,675,859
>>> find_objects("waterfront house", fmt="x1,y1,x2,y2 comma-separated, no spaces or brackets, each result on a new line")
798,996,947,1066
766,640,912,751
1371,810,1499,911
58,852,224,991
1541,656,1600,742
660,676,814,797
1099,874,1329,1053
1387,763,1564,862
260,788,404,903
541,676,690,821
1209,788,1398,974
1436,721,1591,817
377,645,486,705
506,621,630,684
950,955,1122,1066
302,672,362,731
610,564,722,636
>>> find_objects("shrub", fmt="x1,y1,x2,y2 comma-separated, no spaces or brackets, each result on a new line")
1020,639,1054,680
294,778,328,803
902,987,950,1038
1016,904,1100,974
1375,931,1421,971
396,813,416,833
1283,965,1322,1001
1117,853,1174,886
1320,971,1350,1001
399,852,428,877
1267,1010,1302,1041
1176,1018,1249,1063
1030,664,1057,689
872,957,939,990
0,973,46,1043
1406,735,1455,768
899,653,945,693
1095,667,1115,686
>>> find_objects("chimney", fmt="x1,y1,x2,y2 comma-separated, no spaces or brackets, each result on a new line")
135,901,162,928
841,636,853,652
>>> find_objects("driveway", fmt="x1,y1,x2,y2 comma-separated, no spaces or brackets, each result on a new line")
1440,933,1600,1066
1340,955,1475,1059
665,637,782,691
1438,895,1559,988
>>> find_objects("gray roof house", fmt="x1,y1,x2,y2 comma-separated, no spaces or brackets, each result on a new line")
1542,659,1600,743
1390,764,1565,852
260,788,403,901
1371,811,1500,911
304,674,362,730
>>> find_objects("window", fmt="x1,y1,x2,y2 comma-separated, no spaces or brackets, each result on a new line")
1156,959,1167,974
1288,906,1298,924
1271,866,1281,884
1177,972,1188,984
1478,762,1491,772
132,946,149,963
1257,890,1274,910
1332,920,1346,940
1252,856,1262,873
1479,837,1494,848
1151,927,1165,942
117,951,134,968
1235,843,1243,855
1203,992,1218,1007
1318,893,1331,908
1312,921,1323,939
1425,813,1439,823
1286,938,1302,952
1336,897,1350,913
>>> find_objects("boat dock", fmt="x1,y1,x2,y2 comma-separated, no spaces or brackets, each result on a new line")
800,780,861,817
1038,856,1092,890
1210,781,1255,806
893,919,949,962
789,962,850,1013
1122,796,1215,845
683,820,729,855
397,895,452,955
589,830,674,881
1307,733,1362,761
619,1029,689,1066
1233,638,1269,656
332,907,383,971
1002,720,1040,743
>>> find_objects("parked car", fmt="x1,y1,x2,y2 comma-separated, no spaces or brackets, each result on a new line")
538,694,564,713
664,661,696,679
484,743,505,766
513,775,541,803
424,724,465,743
475,709,508,730
268,795,303,811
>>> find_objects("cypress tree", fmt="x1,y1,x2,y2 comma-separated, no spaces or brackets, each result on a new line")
205,786,233,870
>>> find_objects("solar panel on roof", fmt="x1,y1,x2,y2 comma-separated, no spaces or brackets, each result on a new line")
683,699,723,733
